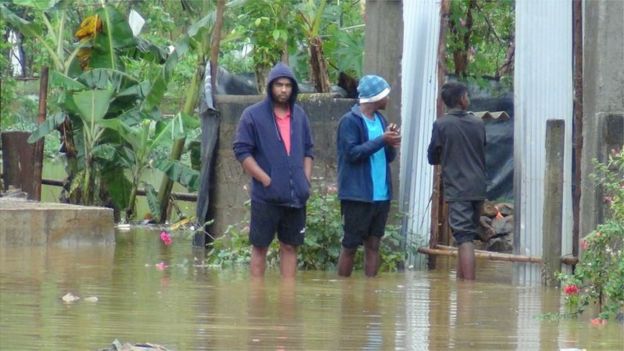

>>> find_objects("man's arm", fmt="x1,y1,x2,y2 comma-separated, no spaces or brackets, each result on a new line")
304,156,313,183
427,123,441,165
241,156,271,187
338,117,389,163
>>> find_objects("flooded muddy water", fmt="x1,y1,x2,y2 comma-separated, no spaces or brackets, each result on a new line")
0,228,621,350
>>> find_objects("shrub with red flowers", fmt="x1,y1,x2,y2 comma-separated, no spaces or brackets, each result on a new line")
563,284,580,295
559,149,624,321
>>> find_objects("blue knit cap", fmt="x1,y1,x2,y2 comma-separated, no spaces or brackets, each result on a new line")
357,75,390,103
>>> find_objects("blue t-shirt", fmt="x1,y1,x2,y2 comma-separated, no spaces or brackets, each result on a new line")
363,113,389,201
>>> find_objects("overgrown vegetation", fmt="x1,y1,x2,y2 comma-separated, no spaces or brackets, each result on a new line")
559,149,624,322
206,188,410,272
446,0,515,90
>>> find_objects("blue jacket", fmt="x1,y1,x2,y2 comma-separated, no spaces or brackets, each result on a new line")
233,63,314,207
336,104,396,202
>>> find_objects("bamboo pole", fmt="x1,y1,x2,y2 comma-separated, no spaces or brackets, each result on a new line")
417,246,542,263
419,244,579,266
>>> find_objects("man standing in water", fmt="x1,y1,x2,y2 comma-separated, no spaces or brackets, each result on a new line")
336,74,401,277
233,62,314,279
427,82,487,280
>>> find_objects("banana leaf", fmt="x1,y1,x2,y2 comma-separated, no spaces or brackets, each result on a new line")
101,167,132,211
90,5,135,70
12,0,73,11
154,159,200,192
142,11,215,111
27,112,66,143
134,37,168,63
50,71,87,91
68,89,114,125
143,182,161,220
91,143,117,161
78,68,138,91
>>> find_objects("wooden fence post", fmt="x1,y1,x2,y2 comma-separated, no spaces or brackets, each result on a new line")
542,119,565,286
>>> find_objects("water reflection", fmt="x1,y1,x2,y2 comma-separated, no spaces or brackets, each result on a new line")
0,228,622,350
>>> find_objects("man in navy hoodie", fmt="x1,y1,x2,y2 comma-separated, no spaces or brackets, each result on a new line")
336,75,401,277
233,62,314,279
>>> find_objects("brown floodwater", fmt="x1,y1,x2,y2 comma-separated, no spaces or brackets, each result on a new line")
0,228,622,350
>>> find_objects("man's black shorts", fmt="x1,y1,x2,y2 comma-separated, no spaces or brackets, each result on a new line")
340,200,390,249
249,201,306,247
448,200,483,245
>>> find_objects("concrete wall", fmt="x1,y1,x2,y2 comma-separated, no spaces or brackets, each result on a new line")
211,95,355,235
580,0,624,237
0,199,115,246
363,0,404,214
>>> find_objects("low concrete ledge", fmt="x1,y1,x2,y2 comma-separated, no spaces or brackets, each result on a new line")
0,199,115,246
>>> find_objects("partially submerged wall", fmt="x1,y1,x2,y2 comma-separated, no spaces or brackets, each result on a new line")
210,95,355,235
0,199,115,245
580,0,624,237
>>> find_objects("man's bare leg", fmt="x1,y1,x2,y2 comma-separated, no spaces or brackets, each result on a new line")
279,241,298,279
457,242,476,280
338,247,357,277
364,236,381,277
250,246,268,278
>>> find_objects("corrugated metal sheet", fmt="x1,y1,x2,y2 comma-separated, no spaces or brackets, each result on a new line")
514,0,574,284
400,0,442,268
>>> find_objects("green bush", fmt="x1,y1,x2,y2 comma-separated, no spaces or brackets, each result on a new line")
559,148,624,321
206,188,408,272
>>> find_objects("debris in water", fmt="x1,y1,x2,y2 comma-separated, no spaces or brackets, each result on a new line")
61,292,80,303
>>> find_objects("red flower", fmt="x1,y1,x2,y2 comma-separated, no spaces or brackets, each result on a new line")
160,231,173,246
563,284,580,295
580,239,589,251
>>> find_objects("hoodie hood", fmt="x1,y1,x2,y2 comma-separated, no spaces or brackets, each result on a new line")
267,62,299,105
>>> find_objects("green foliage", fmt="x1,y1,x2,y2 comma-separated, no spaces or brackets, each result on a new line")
312,0,364,80
207,189,408,272
446,0,514,88
225,0,363,90
5,1,207,220
559,149,624,321
299,187,342,270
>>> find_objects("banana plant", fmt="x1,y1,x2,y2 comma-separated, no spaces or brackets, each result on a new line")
295,0,330,92
66,88,114,204
9,0,210,221
99,112,199,219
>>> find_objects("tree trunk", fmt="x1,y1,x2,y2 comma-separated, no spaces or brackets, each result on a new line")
255,64,270,94
308,36,331,93
451,0,476,77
